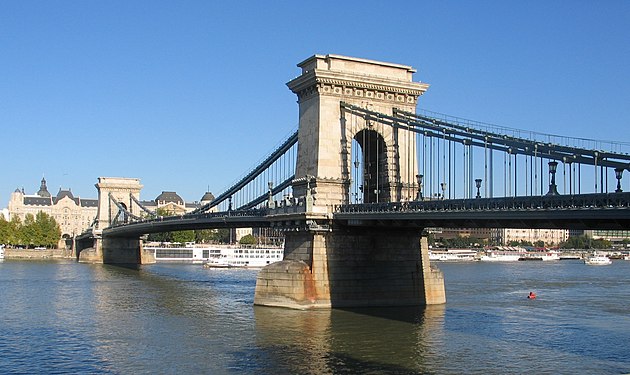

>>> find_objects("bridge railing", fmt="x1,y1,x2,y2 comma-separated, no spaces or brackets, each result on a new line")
334,192,630,214
341,102,630,201
106,208,269,229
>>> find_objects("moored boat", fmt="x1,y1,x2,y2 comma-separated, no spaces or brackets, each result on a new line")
584,253,612,266
518,249,560,261
559,254,582,260
480,247,527,262
428,249,478,262
145,244,284,268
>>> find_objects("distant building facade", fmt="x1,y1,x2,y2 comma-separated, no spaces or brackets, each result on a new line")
429,227,569,247
584,230,630,245
5,177,218,240
429,227,493,242
7,177,98,239
139,191,204,215
497,228,568,246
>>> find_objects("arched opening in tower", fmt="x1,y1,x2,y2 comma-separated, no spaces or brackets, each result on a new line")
116,202,128,224
352,129,388,204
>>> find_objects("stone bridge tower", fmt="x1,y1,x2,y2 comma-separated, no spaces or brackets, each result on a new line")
95,177,143,231
255,55,445,310
77,177,153,265
287,54,429,206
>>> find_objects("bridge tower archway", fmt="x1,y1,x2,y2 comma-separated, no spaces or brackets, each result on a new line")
256,55,445,310
352,128,388,203
287,54,429,207
116,202,129,224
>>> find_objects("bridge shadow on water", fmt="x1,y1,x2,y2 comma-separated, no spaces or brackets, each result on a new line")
103,263,142,271
252,304,446,374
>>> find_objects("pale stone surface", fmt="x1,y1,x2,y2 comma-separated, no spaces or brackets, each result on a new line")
287,54,429,207
95,177,143,230
254,228,445,309
420,236,446,304
4,248,73,259
78,246,101,263
76,236,155,265
255,54,444,310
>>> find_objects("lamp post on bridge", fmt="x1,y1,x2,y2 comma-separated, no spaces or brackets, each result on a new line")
267,182,274,208
475,179,482,199
615,168,624,193
546,161,559,196
416,174,424,201
227,195,235,244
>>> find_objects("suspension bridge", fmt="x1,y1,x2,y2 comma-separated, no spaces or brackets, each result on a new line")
76,54,630,309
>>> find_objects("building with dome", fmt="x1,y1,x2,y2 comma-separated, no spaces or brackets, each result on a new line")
137,190,212,215
5,177,217,240
7,177,99,240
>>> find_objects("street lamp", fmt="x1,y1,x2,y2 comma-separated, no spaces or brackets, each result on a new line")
615,168,624,193
475,179,482,199
546,161,559,196
267,182,274,208
416,174,424,201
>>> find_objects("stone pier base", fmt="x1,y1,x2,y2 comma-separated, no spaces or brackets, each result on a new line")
77,236,155,265
254,228,445,309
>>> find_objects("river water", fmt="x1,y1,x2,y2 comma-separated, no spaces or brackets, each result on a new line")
0,259,628,374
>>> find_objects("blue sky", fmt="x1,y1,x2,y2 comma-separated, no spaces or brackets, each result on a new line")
1,1,629,204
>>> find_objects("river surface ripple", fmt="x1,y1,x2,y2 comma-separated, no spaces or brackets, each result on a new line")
0,259,629,374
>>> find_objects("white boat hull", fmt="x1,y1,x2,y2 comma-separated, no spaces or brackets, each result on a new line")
429,249,478,262
146,245,284,268
584,256,612,266
480,254,521,262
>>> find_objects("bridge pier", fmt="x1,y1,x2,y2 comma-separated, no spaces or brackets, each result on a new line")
254,228,445,309
101,236,155,265
77,235,155,265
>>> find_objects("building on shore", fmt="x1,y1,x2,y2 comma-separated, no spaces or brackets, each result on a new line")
429,227,493,241
5,177,282,246
4,177,220,241
1,208,9,220
497,228,568,246
583,230,630,247
138,191,206,215
7,177,98,240
429,227,569,247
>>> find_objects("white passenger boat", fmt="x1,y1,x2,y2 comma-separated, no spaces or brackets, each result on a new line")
518,249,560,261
583,253,612,266
559,254,582,260
429,249,478,261
480,247,527,262
202,246,284,268
145,244,283,268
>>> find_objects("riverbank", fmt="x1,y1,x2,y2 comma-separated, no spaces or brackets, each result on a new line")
3,248,74,260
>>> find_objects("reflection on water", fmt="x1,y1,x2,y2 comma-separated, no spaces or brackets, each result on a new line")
254,305,446,374
0,260,629,374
